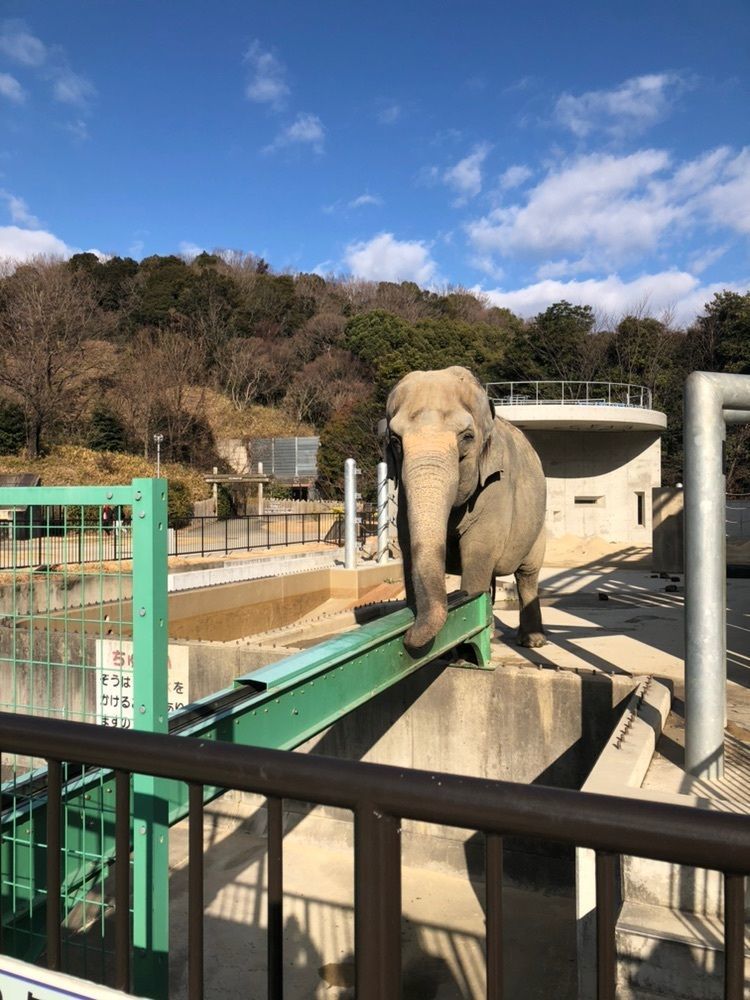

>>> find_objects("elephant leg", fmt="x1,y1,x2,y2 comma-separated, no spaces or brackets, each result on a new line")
459,541,495,598
515,530,546,648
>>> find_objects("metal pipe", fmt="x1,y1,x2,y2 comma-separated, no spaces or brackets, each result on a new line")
684,372,750,779
344,458,357,570
376,461,389,562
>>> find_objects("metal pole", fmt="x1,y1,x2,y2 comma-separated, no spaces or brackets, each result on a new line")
685,373,726,779
257,461,264,516
376,461,389,563
684,372,750,779
153,434,163,478
344,458,357,570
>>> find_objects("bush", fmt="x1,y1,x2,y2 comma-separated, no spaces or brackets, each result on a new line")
216,484,234,520
168,479,194,529
266,482,294,500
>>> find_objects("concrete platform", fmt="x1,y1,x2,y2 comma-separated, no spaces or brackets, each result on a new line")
156,562,750,998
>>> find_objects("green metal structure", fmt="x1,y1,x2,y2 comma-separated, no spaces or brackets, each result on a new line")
0,479,169,996
0,477,492,999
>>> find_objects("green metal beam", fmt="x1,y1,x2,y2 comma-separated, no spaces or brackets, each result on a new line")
1,590,492,952
0,486,134,506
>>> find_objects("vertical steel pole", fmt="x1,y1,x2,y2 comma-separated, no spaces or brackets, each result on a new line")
344,458,357,570
684,374,726,779
376,462,389,563
131,478,170,999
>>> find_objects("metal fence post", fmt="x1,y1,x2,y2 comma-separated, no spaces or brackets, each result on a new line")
377,462,389,562
131,477,170,999
344,459,357,570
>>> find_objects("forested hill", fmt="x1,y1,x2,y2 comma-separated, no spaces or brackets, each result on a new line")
0,251,749,498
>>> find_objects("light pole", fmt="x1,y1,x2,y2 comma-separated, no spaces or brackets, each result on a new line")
153,433,164,478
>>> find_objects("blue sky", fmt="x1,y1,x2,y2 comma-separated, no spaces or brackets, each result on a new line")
0,0,748,323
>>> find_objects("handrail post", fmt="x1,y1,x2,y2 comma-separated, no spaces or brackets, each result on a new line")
355,804,401,1000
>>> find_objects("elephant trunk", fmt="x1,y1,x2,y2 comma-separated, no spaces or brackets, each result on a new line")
402,434,458,652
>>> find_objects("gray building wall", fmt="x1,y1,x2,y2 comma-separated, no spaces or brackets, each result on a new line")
526,429,662,544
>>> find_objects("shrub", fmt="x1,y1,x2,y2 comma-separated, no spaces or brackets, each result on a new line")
168,479,194,529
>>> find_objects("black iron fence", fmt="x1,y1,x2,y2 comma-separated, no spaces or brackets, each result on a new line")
1,711,748,1000
0,512,380,569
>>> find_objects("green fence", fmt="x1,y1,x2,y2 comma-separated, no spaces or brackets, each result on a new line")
0,479,169,997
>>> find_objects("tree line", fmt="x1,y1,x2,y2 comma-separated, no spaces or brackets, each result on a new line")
0,251,748,498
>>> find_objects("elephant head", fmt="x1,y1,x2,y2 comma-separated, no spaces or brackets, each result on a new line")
385,366,500,652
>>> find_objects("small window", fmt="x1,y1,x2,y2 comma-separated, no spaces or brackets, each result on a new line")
574,496,603,505
636,491,645,526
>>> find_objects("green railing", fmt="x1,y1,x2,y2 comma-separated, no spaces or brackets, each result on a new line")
0,479,169,997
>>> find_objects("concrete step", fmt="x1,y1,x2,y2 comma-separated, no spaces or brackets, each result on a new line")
616,899,750,999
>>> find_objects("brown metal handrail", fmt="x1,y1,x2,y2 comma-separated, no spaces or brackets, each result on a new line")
1,711,748,999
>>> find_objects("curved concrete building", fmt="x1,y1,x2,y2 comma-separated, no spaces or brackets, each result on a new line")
486,382,667,546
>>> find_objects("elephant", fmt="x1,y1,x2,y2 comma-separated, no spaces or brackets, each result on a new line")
385,365,547,653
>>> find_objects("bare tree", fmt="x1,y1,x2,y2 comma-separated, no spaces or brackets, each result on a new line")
0,258,104,456
283,349,370,428
215,336,297,409
117,321,208,462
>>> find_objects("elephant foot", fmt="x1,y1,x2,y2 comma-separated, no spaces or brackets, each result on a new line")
516,630,546,648
404,624,438,656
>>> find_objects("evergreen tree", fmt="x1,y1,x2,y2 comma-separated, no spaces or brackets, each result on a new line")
88,408,128,452
0,401,25,455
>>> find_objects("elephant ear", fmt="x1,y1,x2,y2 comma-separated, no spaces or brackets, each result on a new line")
478,416,504,488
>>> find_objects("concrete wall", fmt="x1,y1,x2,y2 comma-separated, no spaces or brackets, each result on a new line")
652,487,684,573
526,429,662,545
217,663,634,891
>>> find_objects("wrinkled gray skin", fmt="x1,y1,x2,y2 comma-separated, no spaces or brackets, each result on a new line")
386,366,547,653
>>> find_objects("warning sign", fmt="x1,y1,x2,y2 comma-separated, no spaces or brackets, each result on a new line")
95,639,190,726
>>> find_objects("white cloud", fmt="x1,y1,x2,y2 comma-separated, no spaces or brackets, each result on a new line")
467,149,678,263
688,245,728,275
476,271,748,326
0,72,25,103
0,224,72,261
344,232,438,285
348,193,382,209
535,256,597,280
129,239,145,258
263,112,325,154
52,69,96,107
499,164,532,190
470,254,505,281
444,143,491,203
0,190,39,228
0,21,46,66
64,118,90,141
377,103,402,125
555,73,685,138
244,40,289,110
701,147,750,234
179,241,205,260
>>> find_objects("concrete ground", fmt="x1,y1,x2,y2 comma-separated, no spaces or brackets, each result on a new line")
167,812,576,1000
160,559,750,998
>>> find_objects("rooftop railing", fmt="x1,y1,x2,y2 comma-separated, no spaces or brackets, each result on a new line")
486,381,653,410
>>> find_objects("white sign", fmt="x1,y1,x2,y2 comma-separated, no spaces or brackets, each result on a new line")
0,953,145,998
95,640,190,727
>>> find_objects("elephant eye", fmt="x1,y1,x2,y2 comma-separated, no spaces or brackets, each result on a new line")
458,430,475,459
